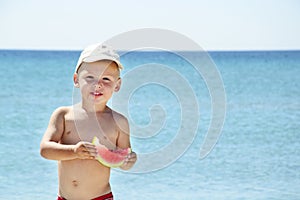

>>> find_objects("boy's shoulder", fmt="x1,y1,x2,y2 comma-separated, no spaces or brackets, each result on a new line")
110,108,128,122
51,106,73,118
54,105,72,112
110,108,129,130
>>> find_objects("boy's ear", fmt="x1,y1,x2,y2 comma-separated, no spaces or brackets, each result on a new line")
73,73,80,88
114,78,121,92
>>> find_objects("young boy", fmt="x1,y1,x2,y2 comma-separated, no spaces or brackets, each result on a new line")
40,43,137,200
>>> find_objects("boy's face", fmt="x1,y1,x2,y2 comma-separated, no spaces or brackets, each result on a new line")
74,60,121,105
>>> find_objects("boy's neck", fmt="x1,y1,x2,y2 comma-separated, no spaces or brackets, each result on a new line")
81,101,108,113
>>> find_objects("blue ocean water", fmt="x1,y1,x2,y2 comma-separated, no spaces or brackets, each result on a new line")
0,50,299,199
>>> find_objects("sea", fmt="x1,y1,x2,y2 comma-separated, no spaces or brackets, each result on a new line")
0,49,299,199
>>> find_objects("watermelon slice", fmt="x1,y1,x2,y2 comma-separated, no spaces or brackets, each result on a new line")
92,136,131,168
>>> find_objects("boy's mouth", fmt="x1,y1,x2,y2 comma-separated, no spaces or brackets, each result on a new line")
91,92,103,97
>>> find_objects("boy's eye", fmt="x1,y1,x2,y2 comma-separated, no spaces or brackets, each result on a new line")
86,76,94,80
103,77,111,81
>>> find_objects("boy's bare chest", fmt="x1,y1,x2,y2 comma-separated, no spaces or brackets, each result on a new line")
62,113,119,148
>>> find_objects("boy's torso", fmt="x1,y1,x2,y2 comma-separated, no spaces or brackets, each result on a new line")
58,106,119,199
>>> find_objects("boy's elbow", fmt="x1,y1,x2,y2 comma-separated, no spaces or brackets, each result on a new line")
40,146,46,158
119,166,131,171
40,148,46,158
119,162,136,171
40,142,49,159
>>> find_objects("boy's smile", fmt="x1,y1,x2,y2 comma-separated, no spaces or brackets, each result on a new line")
91,91,103,97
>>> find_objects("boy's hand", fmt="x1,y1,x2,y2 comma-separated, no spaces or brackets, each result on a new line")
73,141,97,159
121,151,137,170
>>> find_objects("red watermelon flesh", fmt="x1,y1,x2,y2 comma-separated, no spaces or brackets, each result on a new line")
92,136,131,168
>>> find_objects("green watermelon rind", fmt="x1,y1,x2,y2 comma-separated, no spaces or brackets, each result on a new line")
92,136,131,168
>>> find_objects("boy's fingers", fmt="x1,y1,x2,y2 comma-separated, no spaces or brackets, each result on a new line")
86,149,97,157
81,142,97,153
127,152,137,159
125,156,136,162
86,146,97,152
82,142,96,148
80,148,97,157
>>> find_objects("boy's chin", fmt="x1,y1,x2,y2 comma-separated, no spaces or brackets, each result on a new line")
89,96,107,104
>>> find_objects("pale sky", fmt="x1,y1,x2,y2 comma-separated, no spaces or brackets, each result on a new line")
1,0,300,51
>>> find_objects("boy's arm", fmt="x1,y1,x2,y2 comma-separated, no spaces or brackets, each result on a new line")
40,107,96,161
116,115,137,170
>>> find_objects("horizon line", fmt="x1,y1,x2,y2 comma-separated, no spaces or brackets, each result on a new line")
0,48,300,52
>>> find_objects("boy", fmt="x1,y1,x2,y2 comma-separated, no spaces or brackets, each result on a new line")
40,43,137,200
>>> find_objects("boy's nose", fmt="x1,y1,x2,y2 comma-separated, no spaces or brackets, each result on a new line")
94,82,103,89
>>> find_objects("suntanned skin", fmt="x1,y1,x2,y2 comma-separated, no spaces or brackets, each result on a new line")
40,60,137,199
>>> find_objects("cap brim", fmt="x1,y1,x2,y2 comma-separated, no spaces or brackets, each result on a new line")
75,56,123,73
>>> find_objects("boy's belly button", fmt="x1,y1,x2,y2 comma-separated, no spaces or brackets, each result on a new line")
72,180,78,187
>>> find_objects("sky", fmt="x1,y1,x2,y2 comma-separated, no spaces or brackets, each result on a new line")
1,0,300,51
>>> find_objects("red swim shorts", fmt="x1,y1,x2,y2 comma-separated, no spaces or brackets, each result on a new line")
57,192,113,200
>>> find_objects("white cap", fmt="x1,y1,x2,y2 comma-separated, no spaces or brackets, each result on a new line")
75,43,123,73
